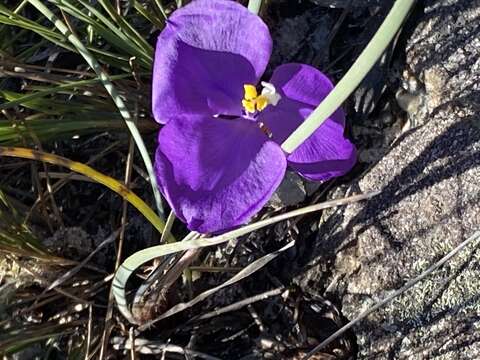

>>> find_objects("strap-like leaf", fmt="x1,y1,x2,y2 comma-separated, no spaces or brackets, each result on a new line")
112,192,379,324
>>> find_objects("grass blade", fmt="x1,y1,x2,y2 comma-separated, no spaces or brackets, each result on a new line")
138,240,295,330
27,0,165,218
0,74,132,111
53,0,152,67
0,190,46,254
132,0,165,29
112,191,379,323
0,146,168,237
43,230,119,293
0,117,153,145
0,321,83,354
95,0,153,56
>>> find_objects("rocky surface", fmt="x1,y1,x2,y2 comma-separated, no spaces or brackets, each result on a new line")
300,0,480,358
267,4,334,72
310,0,392,7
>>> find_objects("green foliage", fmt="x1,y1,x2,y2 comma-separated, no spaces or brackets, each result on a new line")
0,0,164,143
0,321,84,355
0,189,45,254
0,0,166,214
26,0,164,215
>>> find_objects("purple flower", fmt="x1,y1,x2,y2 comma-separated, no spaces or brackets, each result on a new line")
152,0,356,234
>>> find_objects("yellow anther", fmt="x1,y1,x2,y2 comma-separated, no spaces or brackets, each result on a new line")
255,95,268,111
242,82,281,114
242,99,256,114
243,84,257,101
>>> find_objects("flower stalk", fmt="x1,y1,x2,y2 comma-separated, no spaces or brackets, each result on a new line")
247,0,262,15
281,0,416,153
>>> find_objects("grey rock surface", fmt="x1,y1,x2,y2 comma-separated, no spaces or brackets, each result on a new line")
268,6,333,72
268,172,307,210
302,0,480,358
309,0,392,7
268,172,322,210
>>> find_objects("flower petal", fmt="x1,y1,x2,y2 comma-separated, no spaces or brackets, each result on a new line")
268,63,345,128
153,41,254,122
168,0,272,78
287,118,357,181
152,0,272,123
155,115,286,233
259,63,356,181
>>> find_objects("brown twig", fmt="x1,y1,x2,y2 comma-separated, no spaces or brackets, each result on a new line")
194,287,286,321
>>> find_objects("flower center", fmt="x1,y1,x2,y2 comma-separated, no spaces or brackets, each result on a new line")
242,82,281,114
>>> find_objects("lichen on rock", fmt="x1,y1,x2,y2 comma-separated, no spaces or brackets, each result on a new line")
302,0,480,358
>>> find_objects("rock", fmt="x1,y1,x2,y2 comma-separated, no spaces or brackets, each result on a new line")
350,2,396,123
309,0,393,8
268,172,306,209
268,171,324,210
267,6,334,72
300,0,480,358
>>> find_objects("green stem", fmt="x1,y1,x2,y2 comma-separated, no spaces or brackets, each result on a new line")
281,0,416,153
0,74,132,111
247,0,262,15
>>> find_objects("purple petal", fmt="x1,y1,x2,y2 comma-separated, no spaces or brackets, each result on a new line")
268,63,345,128
152,41,255,122
168,0,272,79
259,63,356,181
155,115,286,233
287,118,357,181
152,0,272,123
